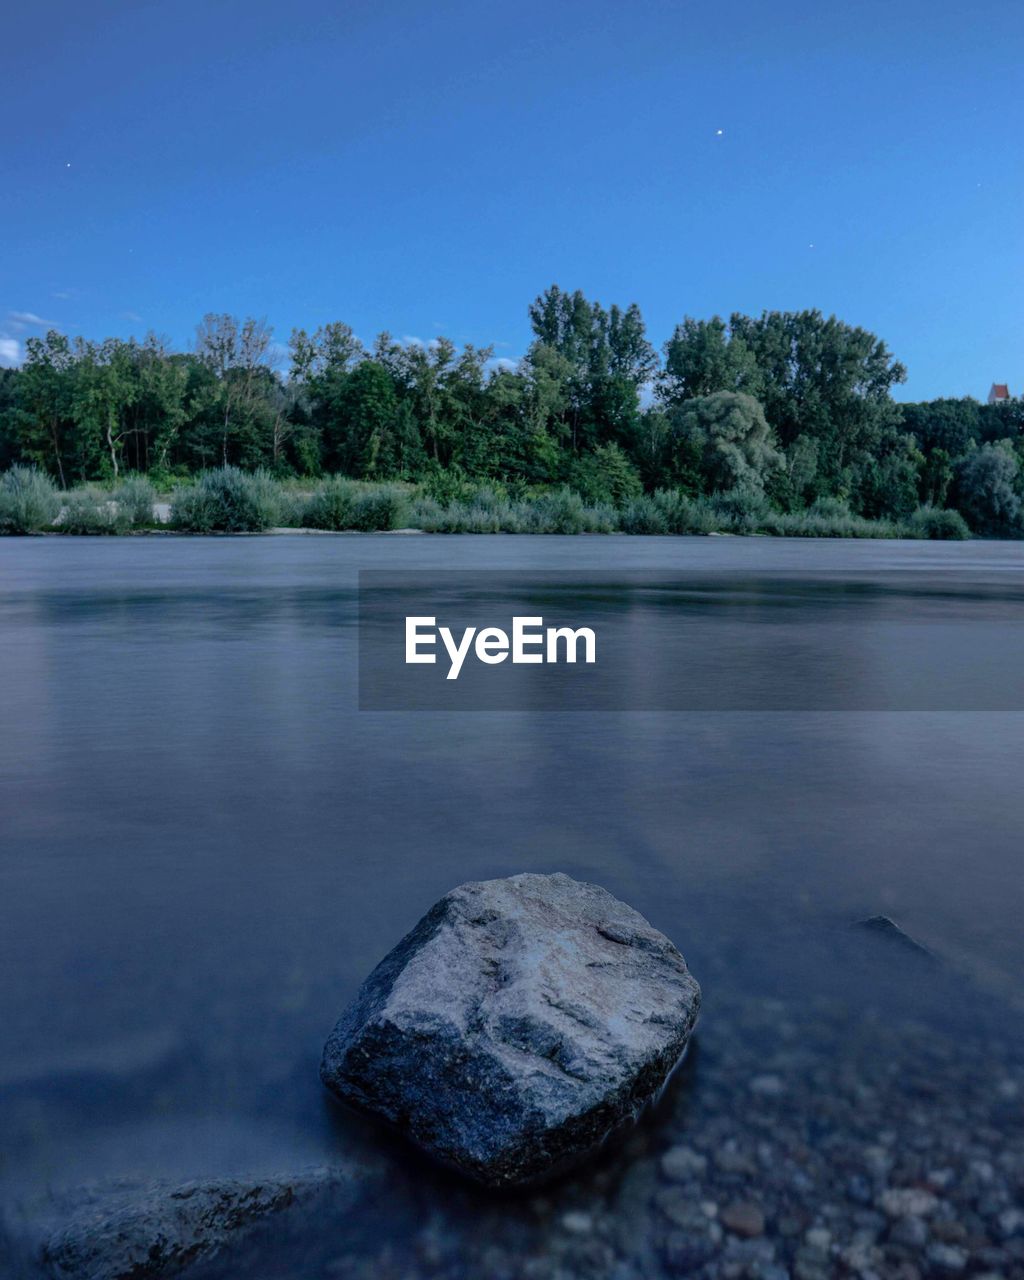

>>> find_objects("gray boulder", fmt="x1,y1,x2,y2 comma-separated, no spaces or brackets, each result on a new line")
320,872,701,1187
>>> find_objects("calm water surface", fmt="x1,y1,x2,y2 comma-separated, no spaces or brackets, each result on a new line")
1,535,1023,1270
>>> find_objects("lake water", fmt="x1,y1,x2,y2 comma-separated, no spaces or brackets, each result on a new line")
2,535,1023,1278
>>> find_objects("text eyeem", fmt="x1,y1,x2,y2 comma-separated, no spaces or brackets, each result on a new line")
405,616,597,681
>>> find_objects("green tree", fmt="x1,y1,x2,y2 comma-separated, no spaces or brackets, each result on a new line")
727,310,907,482
15,330,76,486
901,398,980,455
669,391,782,494
568,442,643,506
526,285,656,454
194,314,277,467
920,446,953,508
955,441,1021,534
856,436,923,520
660,317,759,404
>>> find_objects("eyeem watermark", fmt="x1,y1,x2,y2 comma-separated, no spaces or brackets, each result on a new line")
359,569,1024,711
405,616,596,681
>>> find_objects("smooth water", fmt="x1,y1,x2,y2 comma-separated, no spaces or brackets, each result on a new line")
1,535,1023,1273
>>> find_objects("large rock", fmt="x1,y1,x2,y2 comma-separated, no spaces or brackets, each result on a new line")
320,872,701,1187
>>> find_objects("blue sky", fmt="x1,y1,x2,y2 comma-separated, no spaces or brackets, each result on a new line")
2,0,1021,399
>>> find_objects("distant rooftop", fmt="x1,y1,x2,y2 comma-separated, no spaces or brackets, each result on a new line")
988,383,1011,404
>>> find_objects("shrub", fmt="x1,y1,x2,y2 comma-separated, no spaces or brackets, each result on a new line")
527,486,591,532
171,467,282,532
420,468,481,507
650,489,719,534
0,467,60,534
406,495,446,530
57,489,130,535
906,505,970,540
568,443,643,507
302,478,359,530
808,496,851,519
113,475,156,526
711,483,772,530
348,486,406,531
620,495,670,534
622,490,724,536
771,508,899,539
276,489,310,528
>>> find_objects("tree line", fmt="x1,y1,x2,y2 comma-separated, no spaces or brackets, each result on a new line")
1,285,1021,534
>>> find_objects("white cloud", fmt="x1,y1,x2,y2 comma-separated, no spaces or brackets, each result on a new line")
7,310,57,332
488,356,518,373
0,336,23,366
121,310,144,324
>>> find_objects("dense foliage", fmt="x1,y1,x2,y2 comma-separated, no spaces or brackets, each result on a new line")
0,286,1020,536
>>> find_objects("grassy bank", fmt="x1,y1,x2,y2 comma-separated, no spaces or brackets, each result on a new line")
0,465,973,539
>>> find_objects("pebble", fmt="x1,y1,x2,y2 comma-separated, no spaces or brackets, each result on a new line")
719,1200,765,1238
749,1073,785,1097
890,1215,928,1248
925,1242,968,1272
660,1144,708,1182
997,1207,1024,1238
879,1187,938,1218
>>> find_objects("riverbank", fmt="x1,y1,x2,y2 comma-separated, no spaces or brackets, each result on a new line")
0,466,977,539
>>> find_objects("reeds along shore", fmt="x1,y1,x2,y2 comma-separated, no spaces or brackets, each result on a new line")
0,465,972,539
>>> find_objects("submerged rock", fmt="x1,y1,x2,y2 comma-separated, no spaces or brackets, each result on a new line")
38,1163,381,1280
853,914,934,959
320,872,701,1187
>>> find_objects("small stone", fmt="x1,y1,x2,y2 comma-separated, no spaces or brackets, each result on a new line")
998,1208,1024,1238
715,1145,757,1175
749,1073,785,1097
925,1242,968,1273
661,1144,708,1182
841,1242,882,1272
890,1215,928,1248
560,1211,593,1235
720,1201,765,1237
653,1189,705,1231
879,1187,938,1218
863,1146,893,1178
793,1245,830,1280
805,1227,832,1252
661,1231,715,1271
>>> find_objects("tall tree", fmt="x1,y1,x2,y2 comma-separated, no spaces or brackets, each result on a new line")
660,317,759,404
194,314,275,466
